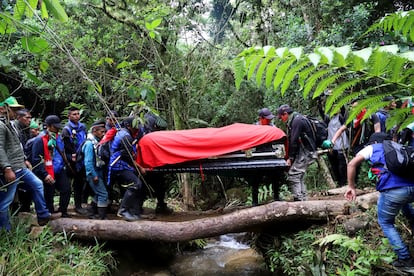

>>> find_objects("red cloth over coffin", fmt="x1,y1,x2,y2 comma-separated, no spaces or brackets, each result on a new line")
136,123,286,169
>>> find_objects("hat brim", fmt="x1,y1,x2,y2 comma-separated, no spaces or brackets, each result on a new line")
7,104,25,109
264,114,275,119
52,123,63,129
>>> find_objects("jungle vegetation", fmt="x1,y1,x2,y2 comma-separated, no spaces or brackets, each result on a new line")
1,0,414,274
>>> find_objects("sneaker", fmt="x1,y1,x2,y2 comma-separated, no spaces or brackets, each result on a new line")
392,258,414,272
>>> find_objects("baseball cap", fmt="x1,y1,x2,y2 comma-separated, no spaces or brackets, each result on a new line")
3,96,24,108
368,132,392,144
44,115,63,129
258,108,275,119
277,104,292,116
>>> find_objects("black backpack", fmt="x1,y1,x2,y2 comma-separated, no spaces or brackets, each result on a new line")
304,116,328,148
96,141,111,165
383,140,414,179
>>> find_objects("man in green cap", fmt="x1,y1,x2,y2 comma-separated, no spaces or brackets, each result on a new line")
0,96,51,230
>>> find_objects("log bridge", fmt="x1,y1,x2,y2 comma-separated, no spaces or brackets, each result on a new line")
48,192,378,242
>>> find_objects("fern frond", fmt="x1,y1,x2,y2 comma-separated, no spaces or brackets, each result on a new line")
256,55,272,87
265,59,282,88
325,79,360,112
234,57,246,90
297,66,316,89
247,55,264,80
303,68,331,98
368,11,414,43
388,107,412,131
312,73,342,99
329,92,362,117
273,57,296,92
281,60,308,95
368,49,390,77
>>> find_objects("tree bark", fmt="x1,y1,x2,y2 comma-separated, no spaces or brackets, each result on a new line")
48,193,378,242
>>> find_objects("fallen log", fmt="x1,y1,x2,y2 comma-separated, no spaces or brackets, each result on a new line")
48,193,379,242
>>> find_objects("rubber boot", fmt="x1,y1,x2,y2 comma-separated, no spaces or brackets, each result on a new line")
0,211,11,232
88,202,98,219
97,207,107,220
118,189,140,221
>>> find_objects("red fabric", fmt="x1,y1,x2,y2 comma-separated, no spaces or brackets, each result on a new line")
353,108,366,129
137,123,286,168
100,127,117,144
41,134,54,179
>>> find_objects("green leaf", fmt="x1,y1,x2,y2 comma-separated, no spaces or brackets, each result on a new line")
21,36,49,54
400,51,414,61
303,69,331,98
43,0,68,22
276,47,288,58
40,1,49,19
150,18,162,29
273,58,295,92
247,55,263,80
265,58,281,88
0,84,10,100
353,48,373,63
13,0,26,20
256,56,272,87
378,44,399,54
116,61,130,69
234,57,246,90
317,47,334,65
308,53,321,67
25,71,42,85
313,73,341,99
289,47,303,60
281,60,307,95
39,60,49,72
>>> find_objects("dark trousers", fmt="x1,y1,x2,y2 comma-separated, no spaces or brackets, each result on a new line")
44,171,71,214
144,174,167,205
72,168,87,209
327,149,348,186
113,170,144,215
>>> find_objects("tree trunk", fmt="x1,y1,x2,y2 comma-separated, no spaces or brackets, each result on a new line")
317,156,336,189
48,193,378,242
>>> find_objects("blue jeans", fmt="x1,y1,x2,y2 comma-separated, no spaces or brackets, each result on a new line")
87,170,108,207
0,168,50,230
377,186,414,260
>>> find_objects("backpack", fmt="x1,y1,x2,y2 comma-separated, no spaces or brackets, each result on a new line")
304,116,328,148
383,140,414,179
96,141,111,165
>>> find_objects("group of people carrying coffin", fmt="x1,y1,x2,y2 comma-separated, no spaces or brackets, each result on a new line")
0,97,172,230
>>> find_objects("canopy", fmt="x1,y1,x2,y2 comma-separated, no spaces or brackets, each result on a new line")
137,123,286,168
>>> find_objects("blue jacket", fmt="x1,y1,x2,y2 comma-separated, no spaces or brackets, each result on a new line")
109,128,137,173
370,143,414,191
82,137,104,179
32,131,65,179
62,121,87,171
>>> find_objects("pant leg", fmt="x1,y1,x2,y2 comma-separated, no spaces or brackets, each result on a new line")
288,147,316,201
117,170,143,214
72,172,84,209
336,150,348,187
377,186,414,260
0,176,18,230
18,168,50,220
55,171,71,214
86,170,108,208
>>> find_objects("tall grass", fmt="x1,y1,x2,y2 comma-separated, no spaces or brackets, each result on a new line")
0,217,116,276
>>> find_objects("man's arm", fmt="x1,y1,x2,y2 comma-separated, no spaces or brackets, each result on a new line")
345,154,365,201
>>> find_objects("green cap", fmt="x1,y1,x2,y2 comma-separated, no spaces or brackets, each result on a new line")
3,96,24,108
30,120,39,129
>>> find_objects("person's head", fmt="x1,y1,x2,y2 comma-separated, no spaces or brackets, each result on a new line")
68,107,81,124
29,119,40,137
277,104,293,123
368,132,392,144
3,96,24,121
122,116,140,137
45,115,63,134
258,108,275,125
91,119,106,139
106,110,118,127
16,109,32,127
383,96,397,110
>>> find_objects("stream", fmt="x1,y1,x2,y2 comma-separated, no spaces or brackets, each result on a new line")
109,233,272,275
